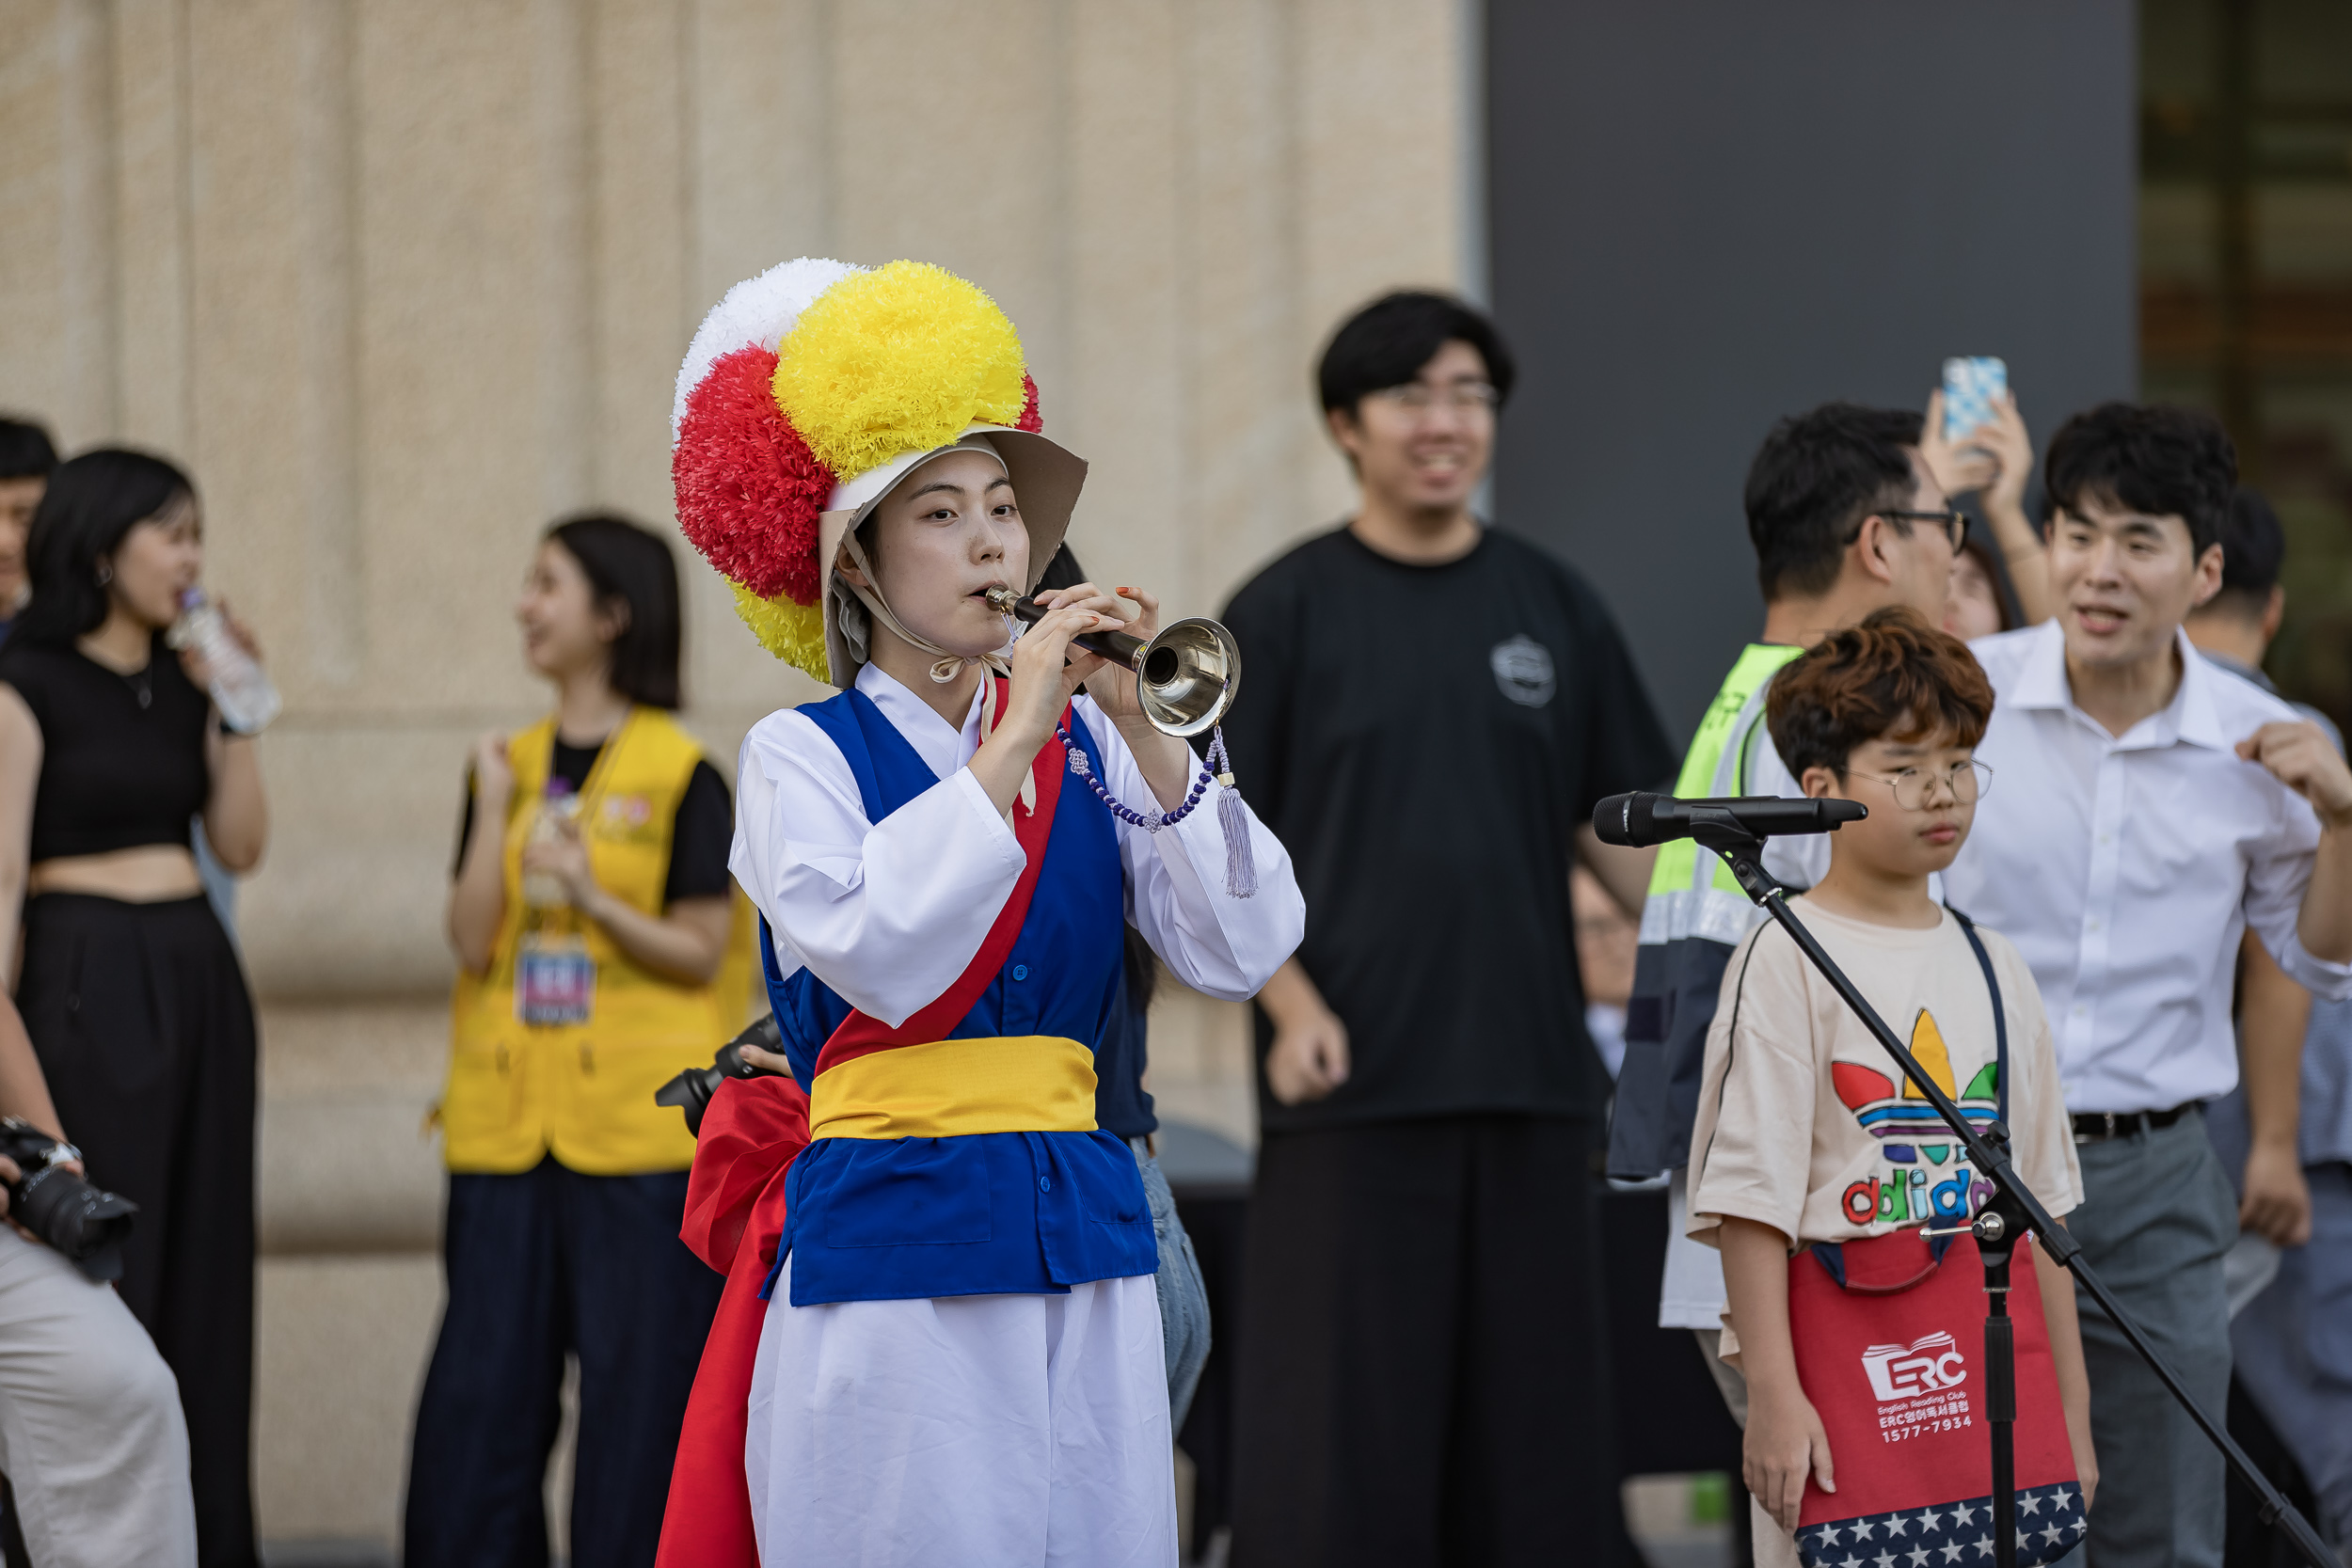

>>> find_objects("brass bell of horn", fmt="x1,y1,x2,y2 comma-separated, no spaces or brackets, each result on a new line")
983,589,1243,738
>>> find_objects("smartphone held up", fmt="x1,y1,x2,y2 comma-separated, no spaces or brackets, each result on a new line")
1941,356,2008,446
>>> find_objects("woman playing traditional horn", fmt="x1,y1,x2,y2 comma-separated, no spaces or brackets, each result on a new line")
660,259,1303,1566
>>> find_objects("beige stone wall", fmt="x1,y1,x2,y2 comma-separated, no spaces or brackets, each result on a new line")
2,0,1469,1548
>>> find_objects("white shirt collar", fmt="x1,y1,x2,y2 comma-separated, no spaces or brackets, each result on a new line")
2006,618,2229,752
854,662,987,780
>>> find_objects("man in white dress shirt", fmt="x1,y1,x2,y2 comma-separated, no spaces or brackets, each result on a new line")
1943,404,2352,1568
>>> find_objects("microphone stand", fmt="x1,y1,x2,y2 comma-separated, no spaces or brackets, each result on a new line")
1683,811,2339,1568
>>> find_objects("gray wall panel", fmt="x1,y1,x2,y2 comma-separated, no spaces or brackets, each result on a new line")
1486,0,2137,741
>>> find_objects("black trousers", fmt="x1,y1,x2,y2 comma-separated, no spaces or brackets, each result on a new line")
404,1157,724,1568
1231,1115,1630,1568
15,892,258,1568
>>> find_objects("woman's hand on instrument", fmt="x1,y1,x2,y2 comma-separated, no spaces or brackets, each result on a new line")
999,586,1127,746
1046,582,1199,805
1038,583,1157,723
1743,1377,1835,1534
970,593,1119,814
519,816,598,908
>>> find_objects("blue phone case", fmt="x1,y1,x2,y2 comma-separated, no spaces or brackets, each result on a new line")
1942,356,2007,442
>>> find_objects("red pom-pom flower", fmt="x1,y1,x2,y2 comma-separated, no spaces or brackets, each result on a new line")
1016,373,1042,433
673,345,835,605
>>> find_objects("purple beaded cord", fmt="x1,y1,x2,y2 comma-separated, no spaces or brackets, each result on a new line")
1057,722,1257,897
1057,723,1216,830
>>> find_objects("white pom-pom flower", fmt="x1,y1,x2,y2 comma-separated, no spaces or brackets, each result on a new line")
670,256,863,442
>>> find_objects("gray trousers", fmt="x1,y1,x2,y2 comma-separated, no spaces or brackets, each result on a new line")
1134,1145,1211,1431
2233,1161,2352,1547
2069,1113,2237,1568
0,1227,196,1567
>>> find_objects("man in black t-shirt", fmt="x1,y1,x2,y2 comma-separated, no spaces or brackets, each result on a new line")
1221,293,1673,1565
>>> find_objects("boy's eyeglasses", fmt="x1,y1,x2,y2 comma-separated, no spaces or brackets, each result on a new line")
1365,383,1502,415
1844,760,1994,812
1878,508,1970,552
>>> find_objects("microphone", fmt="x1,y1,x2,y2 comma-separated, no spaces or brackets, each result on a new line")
1591,792,1867,848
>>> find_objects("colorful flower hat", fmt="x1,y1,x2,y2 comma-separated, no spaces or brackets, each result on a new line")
672,258,1087,687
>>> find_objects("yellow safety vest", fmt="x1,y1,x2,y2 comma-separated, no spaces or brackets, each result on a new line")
1639,642,1806,946
442,708,755,1175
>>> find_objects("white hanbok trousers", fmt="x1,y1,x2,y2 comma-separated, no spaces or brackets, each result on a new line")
746,1260,1178,1567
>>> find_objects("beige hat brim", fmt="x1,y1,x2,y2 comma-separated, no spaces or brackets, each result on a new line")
816,425,1089,688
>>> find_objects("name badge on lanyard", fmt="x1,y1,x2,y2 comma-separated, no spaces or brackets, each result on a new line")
516,932,596,1026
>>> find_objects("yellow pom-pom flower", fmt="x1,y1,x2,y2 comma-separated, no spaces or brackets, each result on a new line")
730,582,829,680
773,261,1028,481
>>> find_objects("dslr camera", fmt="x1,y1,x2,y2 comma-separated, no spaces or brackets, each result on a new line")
0,1119,136,1281
655,1014,787,1136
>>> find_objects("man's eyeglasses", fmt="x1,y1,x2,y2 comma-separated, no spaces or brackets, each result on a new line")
1844,760,1994,812
1879,508,1970,552
1365,383,1501,416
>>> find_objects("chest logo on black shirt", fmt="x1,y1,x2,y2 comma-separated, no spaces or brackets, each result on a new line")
1489,635,1555,707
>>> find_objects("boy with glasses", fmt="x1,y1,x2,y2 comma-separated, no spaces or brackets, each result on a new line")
1943,404,2352,1568
1690,608,2094,1564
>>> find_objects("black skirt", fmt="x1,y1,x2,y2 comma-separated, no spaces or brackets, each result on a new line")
16,891,258,1568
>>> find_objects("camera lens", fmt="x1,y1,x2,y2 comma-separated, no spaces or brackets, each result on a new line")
14,1167,137,1281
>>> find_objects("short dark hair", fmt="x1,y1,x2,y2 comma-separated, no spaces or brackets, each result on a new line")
12,448,194,647
1317,291,1517,416
545,513,685,710
0,419,57,482
2042,402,2234,555
1767,607,1994,778
1744,403,1925,601
2202,485,2284,622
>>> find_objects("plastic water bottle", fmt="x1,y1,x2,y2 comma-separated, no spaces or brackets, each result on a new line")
167,589,281,734
521,780,581,908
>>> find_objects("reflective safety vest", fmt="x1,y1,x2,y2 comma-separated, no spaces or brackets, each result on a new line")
1608,642,1804,1180
443,708,756,1175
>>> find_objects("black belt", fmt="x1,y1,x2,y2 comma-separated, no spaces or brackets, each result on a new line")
2071,1103,2196,1143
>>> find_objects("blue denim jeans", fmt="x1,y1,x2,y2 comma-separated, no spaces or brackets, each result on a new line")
1135,1143,1212,1430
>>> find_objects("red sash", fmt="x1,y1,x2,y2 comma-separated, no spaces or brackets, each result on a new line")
810,691,1069,1082
654,698,1070,1568
654,1073,810,1568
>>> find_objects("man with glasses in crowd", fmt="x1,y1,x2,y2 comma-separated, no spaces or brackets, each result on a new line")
1945,404,2352,1568
1217,292,1674,1566
1611,401,1973,1417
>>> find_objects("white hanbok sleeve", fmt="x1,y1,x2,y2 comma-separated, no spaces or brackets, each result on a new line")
1073,698,1306,1001
729,709,1027,1028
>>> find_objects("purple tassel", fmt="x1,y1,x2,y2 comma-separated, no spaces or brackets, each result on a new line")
1209,727,1257,899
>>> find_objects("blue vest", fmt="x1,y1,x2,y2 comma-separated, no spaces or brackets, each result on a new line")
761,689,1157,1306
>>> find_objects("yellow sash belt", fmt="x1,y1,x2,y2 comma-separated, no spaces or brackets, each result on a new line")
808,1035,1100,1140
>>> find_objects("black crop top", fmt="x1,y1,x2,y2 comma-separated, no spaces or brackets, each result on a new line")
0,639,212,862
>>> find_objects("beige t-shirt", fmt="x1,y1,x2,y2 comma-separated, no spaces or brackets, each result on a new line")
1688,899,2082,1262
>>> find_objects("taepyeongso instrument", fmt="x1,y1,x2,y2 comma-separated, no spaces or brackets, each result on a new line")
983,588,1242,738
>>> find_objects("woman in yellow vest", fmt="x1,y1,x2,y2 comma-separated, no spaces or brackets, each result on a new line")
406,513,751,1567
